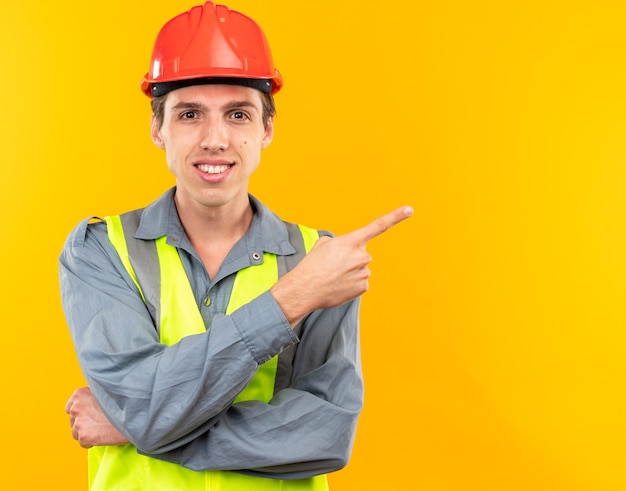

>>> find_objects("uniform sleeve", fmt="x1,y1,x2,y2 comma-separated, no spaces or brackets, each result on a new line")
59,220,298,452
141,299,364,479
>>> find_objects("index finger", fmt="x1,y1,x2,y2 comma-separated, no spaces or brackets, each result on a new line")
351,206,414,245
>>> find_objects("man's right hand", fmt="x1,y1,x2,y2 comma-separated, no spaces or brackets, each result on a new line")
271,206,413,327
66,387,129,448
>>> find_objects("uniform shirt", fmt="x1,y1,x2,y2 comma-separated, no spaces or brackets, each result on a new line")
59,188,363,480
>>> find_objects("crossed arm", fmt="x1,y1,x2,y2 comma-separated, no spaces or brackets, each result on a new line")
64,206,412,475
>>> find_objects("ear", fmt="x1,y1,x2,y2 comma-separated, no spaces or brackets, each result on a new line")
261,117,274,149
151,115,165,150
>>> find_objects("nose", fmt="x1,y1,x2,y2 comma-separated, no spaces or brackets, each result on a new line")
200,117,228,151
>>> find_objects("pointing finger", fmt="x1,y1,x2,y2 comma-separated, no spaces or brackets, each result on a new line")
351,206,414,245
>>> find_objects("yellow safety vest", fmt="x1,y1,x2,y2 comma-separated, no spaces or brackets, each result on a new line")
87,212,326,491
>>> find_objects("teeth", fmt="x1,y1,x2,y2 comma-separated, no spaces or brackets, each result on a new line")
198,164,230,174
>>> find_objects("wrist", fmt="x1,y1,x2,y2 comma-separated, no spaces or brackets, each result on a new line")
270,276,311,328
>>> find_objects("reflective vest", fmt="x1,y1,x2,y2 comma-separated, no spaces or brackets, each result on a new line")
87,210,327,491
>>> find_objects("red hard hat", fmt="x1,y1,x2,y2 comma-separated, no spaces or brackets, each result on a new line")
141,2,283,98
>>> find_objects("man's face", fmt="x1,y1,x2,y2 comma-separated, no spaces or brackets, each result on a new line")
151,84,274,212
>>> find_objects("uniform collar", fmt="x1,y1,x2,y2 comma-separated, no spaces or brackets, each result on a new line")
134,187,296,257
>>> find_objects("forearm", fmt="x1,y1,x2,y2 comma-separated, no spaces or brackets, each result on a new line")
142,301,363,477
146,388,361,478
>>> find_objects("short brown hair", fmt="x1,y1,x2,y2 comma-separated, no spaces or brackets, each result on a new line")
151,91,276,129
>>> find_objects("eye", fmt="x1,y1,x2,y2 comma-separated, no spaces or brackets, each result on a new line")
180,111,198,120
230,111,250,121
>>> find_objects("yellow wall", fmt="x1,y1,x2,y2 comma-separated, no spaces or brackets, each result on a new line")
2,1,626,489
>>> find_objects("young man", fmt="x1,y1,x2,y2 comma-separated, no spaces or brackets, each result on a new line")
61,2,412,490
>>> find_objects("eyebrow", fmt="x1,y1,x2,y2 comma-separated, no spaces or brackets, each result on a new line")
170,101,205,112
170,100,259,113
222,100,258,111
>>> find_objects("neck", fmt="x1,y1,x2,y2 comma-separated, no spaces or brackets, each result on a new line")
174,192,254,247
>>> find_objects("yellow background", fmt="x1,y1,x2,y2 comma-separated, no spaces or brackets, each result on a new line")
1,0,625,489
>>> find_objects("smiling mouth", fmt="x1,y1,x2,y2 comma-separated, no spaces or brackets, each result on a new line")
196,164,232,174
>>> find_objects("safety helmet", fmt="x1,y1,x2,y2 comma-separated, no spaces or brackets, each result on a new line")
141,1,283,98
